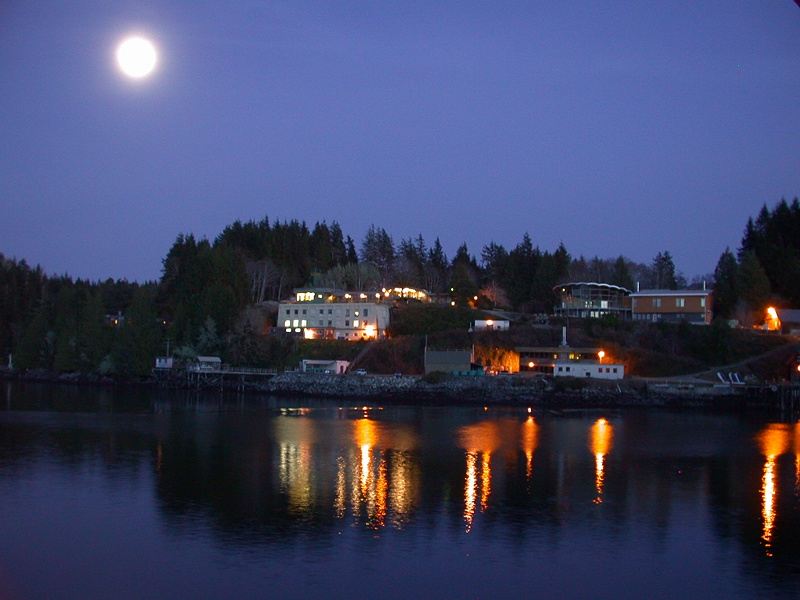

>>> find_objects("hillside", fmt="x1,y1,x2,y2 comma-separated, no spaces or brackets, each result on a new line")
351,306,796,380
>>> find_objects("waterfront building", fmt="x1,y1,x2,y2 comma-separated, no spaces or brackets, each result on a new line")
553,282,632,319
516,326,624,379
300,359,350,374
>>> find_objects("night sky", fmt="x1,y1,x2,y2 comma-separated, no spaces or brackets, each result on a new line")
2,1,799,283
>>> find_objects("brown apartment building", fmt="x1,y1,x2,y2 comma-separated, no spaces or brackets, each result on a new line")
630,288,713,324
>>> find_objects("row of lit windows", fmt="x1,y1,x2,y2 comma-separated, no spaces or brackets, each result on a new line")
295,292,382,302
284,318,370,329
632,297,705,309
557,366,619,374
285,307,370,317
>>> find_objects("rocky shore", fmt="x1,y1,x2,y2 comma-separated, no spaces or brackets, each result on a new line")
1,367,785,410
254,372,755,409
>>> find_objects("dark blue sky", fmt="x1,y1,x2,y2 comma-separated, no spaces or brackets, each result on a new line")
2,1,799,283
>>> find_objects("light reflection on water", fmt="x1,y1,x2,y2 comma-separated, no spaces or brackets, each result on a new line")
755,423,797,558
590,418,614,504
2,384,800,599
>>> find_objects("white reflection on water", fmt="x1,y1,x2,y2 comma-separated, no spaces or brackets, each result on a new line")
276,417,316,515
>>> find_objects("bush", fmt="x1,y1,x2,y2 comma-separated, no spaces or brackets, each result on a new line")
421,371,451,384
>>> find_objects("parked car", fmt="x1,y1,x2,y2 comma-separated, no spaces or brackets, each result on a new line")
354,369,367,375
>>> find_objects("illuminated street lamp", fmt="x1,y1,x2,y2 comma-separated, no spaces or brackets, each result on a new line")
598,350,606,363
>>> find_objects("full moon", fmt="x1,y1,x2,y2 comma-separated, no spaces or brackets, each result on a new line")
116,37,157,78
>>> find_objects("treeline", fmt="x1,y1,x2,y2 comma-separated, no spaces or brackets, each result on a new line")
2,199,797,375
0,257,160,376
713,198,800,324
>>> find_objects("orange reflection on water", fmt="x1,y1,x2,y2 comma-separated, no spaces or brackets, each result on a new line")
756,423,792,555
795,422,800,496
388,451,416,527
355,418,377,498
762,455,777,556
481,452,491,511
373,459,388,529
334,455,346,518
459,421,499,531
349,417,407,529
464,451,478,531
589,418,614,504
521,416,539,479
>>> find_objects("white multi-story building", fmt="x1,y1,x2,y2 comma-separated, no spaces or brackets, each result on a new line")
278,288,396,341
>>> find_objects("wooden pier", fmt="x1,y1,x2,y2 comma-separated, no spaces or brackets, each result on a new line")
153,364,277,391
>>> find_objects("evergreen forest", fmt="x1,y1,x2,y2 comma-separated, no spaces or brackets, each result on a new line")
1,199,797,377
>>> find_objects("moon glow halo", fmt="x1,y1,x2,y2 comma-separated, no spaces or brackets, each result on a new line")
116,37,157,78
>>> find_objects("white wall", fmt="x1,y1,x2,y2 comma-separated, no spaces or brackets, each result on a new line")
553,362,624,380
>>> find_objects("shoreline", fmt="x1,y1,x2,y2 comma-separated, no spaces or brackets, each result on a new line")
2,367,794,411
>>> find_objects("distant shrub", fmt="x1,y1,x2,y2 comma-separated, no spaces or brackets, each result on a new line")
551,377,591,391
421,371,451,384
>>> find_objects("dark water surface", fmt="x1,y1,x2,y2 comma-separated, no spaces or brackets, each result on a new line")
1,382,799,599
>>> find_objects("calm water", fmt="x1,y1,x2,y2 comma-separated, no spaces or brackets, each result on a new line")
1,383,799,599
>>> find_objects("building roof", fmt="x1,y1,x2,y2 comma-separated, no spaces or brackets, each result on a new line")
630,288,713,297
777,309,800,323
553,282,633,294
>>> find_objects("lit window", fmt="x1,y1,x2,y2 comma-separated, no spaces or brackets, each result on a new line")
354,320,359,327
284,319,290,327
700,298,706,307
676,298,685,308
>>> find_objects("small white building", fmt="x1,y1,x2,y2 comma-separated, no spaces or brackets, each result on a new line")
188,356,222,371
155,357,173,369
553,362,625,380
301,359,350,374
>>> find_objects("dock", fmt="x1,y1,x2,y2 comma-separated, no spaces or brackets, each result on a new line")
152,363,277,391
